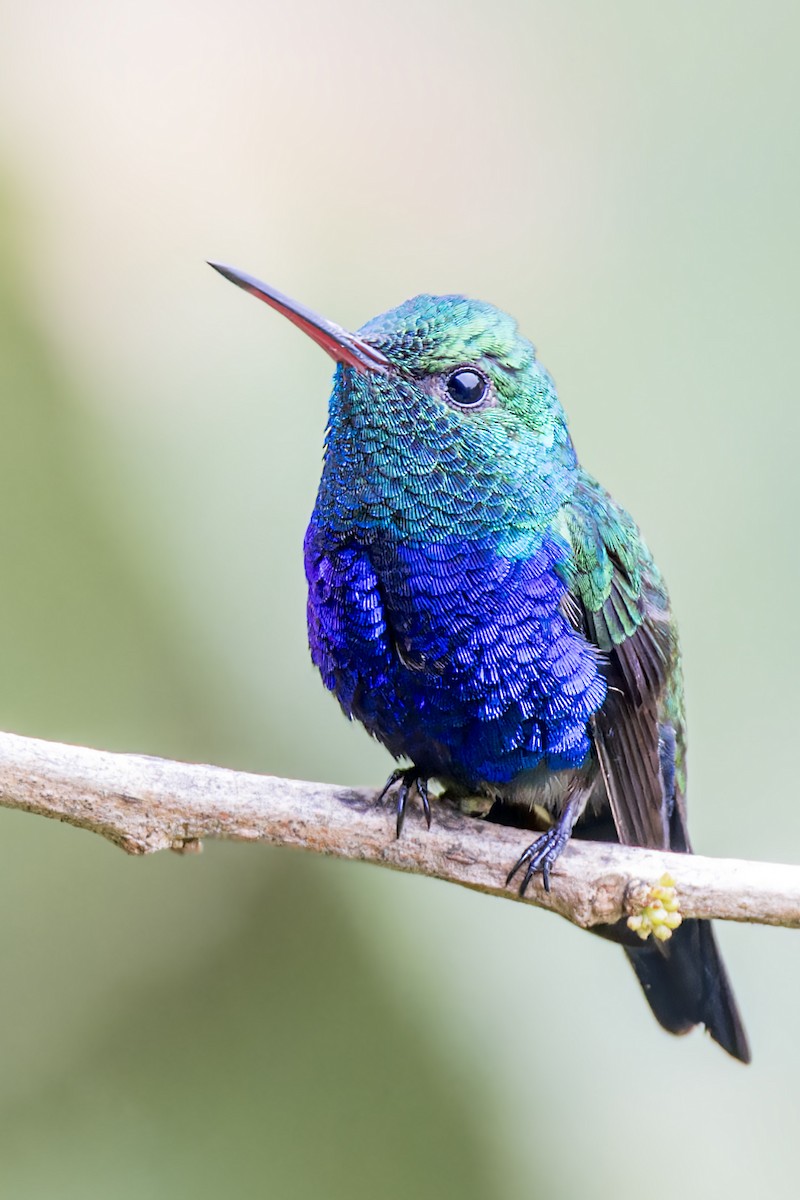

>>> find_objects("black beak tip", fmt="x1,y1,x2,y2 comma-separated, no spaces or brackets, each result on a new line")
208,260,235,282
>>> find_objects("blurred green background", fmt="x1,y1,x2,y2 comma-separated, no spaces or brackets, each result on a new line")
0,2,798,1196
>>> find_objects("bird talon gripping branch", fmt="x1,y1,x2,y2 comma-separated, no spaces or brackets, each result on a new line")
627,873,683,942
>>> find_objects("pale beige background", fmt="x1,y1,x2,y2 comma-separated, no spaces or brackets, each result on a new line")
0,3,797,1196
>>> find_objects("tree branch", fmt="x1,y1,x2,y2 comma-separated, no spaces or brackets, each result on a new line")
0,729,797,930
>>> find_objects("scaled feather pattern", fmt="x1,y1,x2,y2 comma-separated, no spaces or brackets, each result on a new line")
212,271,750,1063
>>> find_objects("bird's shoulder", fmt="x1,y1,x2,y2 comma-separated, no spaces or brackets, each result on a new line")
554,471,687,847
555,473,668,641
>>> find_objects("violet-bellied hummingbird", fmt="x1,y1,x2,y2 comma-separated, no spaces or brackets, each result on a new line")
210,260,750,1063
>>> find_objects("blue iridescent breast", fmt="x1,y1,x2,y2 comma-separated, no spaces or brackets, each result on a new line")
304,524,606,789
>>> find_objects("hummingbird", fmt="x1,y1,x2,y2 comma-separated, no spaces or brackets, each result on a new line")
210,261,750,1063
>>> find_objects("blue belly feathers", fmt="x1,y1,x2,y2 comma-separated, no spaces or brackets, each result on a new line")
304,526,606,788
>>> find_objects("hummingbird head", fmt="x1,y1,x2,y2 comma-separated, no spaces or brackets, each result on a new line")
210,264,577,549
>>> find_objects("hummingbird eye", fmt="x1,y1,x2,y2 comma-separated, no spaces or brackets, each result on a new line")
444,368,489,410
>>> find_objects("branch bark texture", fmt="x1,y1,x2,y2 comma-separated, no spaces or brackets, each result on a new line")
0,729,797,930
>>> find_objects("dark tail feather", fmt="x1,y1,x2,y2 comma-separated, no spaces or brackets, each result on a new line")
488,800,750,1061
575,799,750,1062
624,917,751,1063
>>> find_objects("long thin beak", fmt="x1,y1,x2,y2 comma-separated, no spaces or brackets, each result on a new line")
208,262,389,375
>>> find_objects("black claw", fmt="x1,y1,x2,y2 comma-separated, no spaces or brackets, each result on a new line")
395,783,410,838
378,767,432,838
504,791,583,896
507,855,524,888
377,769,404,806
506,825,569,896
417,778,432,829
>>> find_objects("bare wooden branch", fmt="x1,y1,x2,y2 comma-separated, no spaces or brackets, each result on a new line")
0,729,797,930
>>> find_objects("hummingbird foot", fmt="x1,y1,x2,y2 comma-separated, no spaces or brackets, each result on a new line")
505,792,583,895
505,824,570,895
377,768,432,838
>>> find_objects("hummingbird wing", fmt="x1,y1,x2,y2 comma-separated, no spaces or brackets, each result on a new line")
588,573,676,849
560,474,678,850
561,477,750,1062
